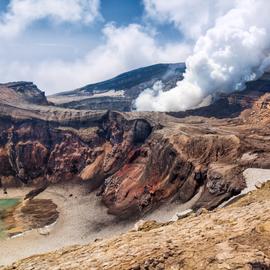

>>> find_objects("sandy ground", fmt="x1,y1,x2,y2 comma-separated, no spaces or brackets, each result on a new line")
48,90,125,105
0,183,129,266
145,186,203,222
0,182,202,266
242,168,270,193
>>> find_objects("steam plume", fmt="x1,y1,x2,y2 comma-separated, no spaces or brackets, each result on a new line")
136,0,270,111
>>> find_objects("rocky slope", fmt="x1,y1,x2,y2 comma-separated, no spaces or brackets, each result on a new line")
48,63,185,111
1,78,270,218
2,181,270,270
48,64,270,114
0,82,49,106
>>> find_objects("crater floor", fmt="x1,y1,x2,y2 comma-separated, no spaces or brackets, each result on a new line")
2,181,270,270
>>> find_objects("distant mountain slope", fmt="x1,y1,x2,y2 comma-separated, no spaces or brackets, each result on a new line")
168,71,270,119
0,82,49,106
48,63,186,111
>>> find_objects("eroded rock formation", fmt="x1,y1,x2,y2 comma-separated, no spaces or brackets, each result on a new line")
1,81,270,217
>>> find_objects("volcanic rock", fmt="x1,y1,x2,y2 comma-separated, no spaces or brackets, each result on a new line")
1,76,270,218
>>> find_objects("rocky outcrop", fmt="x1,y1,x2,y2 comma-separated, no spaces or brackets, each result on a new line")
0,111,152,188
3,181,270,270
1,80,270,218
0,82,49,106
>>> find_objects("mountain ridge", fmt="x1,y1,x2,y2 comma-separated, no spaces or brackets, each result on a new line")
48,63,186,111
52,63,185,96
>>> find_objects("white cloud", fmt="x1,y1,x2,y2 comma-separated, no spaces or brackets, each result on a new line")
0,0,100,38
143,0,235,39
0,23,191,94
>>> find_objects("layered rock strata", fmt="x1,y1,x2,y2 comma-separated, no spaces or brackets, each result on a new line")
1,81,270,217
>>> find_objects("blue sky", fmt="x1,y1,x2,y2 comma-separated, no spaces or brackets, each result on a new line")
0,0,196,93
101,1,143,25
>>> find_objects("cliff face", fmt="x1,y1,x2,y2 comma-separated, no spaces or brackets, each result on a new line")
1,80,270,217
0,110,152,189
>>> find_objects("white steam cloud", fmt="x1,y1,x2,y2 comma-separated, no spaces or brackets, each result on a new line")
136,0,270,111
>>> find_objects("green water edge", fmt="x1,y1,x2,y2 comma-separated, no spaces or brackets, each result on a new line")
0,198,20,238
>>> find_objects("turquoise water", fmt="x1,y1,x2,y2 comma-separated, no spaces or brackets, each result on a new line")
0,198,20,209
0,198,20,238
